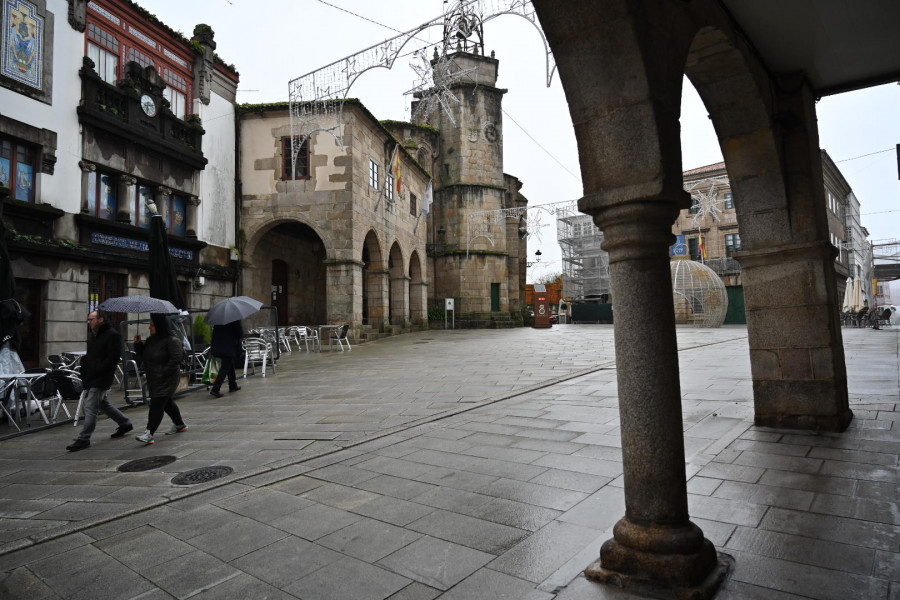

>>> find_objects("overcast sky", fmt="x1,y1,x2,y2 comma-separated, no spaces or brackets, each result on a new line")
137,0,900,292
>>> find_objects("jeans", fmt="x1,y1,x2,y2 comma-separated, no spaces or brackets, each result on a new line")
211,356,238,392
146,395,184,434
77,387,130,442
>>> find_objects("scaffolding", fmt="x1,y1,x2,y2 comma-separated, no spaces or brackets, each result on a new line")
557,206,611,301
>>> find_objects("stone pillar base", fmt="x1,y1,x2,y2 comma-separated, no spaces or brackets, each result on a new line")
586,547,732,600
585,519,731,600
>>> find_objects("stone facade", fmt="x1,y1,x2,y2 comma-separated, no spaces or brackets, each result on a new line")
417,51,528,325
238,102,431,335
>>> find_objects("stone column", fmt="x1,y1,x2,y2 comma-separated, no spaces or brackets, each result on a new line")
117,175,136,224
410,281,428,324
155,186,172,224
582,198,725,595
185,195,201,239
78,160,96,214
391,275,410,325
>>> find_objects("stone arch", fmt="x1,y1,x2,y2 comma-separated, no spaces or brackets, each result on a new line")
409,250,426,324
362,230,386,328
388,242,406,325
532,1,851,596
242,218,328,326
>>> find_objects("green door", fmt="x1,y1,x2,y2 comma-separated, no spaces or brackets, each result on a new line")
724,286,746,324
491,283,500,312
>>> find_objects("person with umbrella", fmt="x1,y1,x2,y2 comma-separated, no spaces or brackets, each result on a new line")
66,310,134,452
208,319,243,398
205,296,262,397
133,313,186,444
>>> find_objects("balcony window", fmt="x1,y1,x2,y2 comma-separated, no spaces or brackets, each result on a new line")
725,233,742,257
281,137,310,180
369,159,380,190
0,136,36,202
724,192,734,209
86,171,117,220
87,24,119,84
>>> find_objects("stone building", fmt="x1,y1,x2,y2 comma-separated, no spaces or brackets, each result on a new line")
674,153,872,323
237,101,432,332
413,51,528,327
238,49,529,337
0,0,239,367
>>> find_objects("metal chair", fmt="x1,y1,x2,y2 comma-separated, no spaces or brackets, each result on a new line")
328,324,351,352
242,337,276,378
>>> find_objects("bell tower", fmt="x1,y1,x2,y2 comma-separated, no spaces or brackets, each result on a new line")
418,5,521,324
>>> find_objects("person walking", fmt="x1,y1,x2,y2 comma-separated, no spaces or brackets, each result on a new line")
133,313,186,444
66,310,133,452
209,320,242,398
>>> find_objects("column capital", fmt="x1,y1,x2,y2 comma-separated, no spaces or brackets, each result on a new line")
78,160,96,173
187,195,201,207
156,186,173,199
579,193,689,263
119,175,137,186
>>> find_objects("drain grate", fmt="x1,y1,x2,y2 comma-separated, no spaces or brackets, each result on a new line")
171,466,234,486
118,455,177,472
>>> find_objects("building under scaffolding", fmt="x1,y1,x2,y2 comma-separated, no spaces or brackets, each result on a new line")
557,206,611,302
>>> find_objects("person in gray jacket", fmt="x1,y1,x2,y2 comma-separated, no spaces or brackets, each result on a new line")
66,310,132,452
133,313,185,444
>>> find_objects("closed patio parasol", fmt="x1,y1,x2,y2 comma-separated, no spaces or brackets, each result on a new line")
148,209,185,310
841,277,853,313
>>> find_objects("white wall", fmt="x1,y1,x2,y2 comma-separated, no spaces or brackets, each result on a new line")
1,0,84,215
196,91,236,248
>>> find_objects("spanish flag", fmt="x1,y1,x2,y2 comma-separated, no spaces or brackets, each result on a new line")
698,232,707,260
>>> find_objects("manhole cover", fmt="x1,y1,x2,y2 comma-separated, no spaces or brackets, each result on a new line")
171,466,234,486
118,456,177,472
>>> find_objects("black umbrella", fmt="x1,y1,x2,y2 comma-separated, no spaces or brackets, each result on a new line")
98,295,178,314
148,212,185,310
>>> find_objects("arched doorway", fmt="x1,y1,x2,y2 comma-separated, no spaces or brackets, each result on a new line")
388,243,405,325
362,231,385,328
245,221,327,326
409,250,425,324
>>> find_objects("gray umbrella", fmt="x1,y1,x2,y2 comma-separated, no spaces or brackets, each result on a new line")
98,295,178,314
206,296,263,325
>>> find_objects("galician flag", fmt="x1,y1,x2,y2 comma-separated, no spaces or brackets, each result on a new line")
421,179,433,215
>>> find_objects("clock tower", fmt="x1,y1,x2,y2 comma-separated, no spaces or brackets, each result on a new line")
421,48,525,325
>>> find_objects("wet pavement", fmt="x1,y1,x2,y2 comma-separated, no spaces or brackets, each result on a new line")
0,324,897,599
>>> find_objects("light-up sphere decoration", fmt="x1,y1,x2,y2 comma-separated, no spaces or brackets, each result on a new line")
670,258,728,328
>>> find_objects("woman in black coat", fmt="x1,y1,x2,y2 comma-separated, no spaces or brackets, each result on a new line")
209,320,242,398
133,313,186,444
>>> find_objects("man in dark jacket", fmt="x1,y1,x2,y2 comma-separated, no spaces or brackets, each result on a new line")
208,320,242,398
66,310,132,451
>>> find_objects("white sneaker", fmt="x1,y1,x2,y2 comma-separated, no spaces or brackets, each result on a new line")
166,424,188,435
136,430,154,444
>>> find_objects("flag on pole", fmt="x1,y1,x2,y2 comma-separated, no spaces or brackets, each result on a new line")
698,232,707,261
421,179,433,215
392,145,402,195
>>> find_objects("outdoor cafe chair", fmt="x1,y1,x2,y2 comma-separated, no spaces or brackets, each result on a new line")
292,326,318,352
242,337,276,378
328,324,351,352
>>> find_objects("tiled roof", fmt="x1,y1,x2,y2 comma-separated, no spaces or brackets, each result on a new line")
683,161,726,176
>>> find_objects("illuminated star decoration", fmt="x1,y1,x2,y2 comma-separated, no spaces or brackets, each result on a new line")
406,49,476,126
688,179,727,227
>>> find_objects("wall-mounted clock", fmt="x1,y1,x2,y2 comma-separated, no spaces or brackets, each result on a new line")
140,94,158,117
